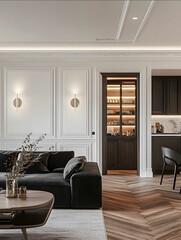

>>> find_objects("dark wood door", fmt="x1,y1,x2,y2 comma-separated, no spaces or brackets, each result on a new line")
119,137,137,170
107,138,120,170
178,79,181,114
102,73,139,173
152,136,180,173
152,77,165,115
166,78,178,114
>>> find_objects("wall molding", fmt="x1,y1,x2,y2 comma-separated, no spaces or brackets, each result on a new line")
59,67,91,138
3,67,56,139
60,142,92,161
3,143,57,151
1,51,181,62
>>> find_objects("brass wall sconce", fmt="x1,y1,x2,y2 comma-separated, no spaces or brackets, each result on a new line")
13,94,22,110
70,94,80,110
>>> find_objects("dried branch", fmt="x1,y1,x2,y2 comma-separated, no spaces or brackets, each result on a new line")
6,133,47,178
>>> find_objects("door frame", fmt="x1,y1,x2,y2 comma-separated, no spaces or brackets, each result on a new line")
101,73,139,174
95,67,153,177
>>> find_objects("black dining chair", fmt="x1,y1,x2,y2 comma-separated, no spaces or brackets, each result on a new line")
160,147,181,190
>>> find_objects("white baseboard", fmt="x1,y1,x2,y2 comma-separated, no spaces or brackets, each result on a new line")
146,168,153,177
139,168,153,177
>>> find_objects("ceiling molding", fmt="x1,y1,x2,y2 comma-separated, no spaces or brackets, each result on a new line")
1,51,181,63
1,45,181,52
115,0,130,40
133,0,156,44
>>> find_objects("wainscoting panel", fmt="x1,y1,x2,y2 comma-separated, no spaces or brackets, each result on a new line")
3,143,57,151
60,68,91,137
60,143,92,161
4,68,55,138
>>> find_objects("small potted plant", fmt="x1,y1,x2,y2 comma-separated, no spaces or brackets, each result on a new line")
5,133,46,198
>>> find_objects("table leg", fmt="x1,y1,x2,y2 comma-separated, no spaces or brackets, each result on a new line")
21,228,28,240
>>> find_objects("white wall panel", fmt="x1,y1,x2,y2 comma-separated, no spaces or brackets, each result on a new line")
4,68,55,138
61,143,92,161
60,69,90,137
3,143,56,151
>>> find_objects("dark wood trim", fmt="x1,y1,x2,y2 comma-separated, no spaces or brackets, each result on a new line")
102,74,108,175
101,73,140,175
136,75,140,175
120,80,122,136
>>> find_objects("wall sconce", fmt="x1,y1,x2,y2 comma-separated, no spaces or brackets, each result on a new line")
70,94,80,110
13,94,22,110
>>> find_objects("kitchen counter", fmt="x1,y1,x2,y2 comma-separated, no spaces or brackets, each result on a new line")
152,133,181,136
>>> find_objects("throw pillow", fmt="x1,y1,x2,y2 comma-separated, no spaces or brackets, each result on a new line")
24,152,50,174
63,156,86,181
48,151,74,171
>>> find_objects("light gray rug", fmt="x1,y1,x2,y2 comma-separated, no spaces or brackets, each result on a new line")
0,209,107,240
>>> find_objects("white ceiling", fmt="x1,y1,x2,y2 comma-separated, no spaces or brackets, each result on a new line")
0,0,181,50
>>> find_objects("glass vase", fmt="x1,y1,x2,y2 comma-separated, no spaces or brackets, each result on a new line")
6,177,18,198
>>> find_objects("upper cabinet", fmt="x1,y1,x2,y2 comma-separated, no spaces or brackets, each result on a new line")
152,77,165,115
166,78,178,115
152,76,181,115
178,80,181,114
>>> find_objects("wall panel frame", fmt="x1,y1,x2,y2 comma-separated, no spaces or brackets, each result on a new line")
3,67,56,139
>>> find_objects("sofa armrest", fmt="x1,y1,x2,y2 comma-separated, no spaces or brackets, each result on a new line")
70,162,102,209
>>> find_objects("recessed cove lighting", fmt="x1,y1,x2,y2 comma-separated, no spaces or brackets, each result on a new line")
132,17,138,20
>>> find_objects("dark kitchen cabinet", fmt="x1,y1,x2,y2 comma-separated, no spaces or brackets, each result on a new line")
166,78,178,114
152,136,180,173
152,77,165,115
178,80,181,114
152,76,181,115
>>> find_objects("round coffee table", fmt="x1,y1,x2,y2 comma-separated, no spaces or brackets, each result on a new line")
0,190,54,240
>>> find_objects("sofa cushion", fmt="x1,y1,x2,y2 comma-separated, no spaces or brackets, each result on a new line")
25,152,50,174
63,156,86,181
20,173,71,208
48,151,74,171
0,172,71,208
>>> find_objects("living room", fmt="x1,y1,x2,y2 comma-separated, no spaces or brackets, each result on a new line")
0,0,181,239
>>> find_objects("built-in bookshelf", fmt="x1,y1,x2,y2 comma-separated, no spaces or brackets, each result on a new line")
107,81,137,137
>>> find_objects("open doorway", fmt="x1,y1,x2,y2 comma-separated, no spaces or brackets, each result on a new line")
102,73,139,175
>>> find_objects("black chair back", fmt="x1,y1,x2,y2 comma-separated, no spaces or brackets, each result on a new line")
161,147,181,166
160,147,181,190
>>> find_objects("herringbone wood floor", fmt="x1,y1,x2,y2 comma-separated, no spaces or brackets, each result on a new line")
102,173,181,240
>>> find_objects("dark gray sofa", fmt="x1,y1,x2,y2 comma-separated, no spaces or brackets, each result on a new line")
0,151,102,209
